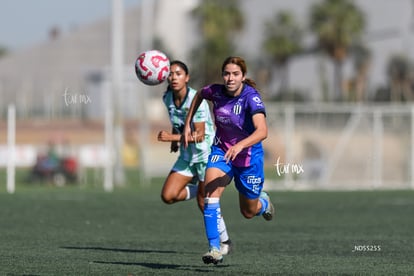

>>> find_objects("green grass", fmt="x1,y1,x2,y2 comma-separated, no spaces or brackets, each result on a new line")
0,173,414,275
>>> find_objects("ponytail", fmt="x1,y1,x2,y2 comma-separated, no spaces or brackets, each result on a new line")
244,78,257,89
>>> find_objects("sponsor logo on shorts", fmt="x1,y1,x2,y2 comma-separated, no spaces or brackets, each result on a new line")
247,175,262,184
247,177,261,194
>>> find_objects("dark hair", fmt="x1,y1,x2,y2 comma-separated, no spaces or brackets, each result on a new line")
170,60,189,75
221,56,257,89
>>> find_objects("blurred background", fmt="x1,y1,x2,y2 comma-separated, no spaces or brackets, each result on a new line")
1,0,413,191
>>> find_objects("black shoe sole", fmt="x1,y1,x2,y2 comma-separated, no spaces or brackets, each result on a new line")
202,255,223,265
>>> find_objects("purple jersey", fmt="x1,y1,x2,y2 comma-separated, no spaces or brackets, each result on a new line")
201,83,266,167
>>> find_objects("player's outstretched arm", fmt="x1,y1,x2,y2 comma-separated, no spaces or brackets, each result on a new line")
157,130,180,142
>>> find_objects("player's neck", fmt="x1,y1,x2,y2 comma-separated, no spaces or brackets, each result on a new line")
173,87,187,106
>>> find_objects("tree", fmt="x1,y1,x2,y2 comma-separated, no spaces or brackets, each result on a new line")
0,46,8,59
310,0,365,101
191,0,244,85
345,43,371,101
262,11,303,97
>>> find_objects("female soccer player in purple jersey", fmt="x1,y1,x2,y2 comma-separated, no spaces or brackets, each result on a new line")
183,56,275,265
157,60,232,255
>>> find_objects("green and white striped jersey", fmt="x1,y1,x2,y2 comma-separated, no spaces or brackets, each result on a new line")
162,87,214,163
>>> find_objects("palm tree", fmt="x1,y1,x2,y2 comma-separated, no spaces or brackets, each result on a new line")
346,43,371,101
191,0,244,85
310,0,365,101
262,11,303,97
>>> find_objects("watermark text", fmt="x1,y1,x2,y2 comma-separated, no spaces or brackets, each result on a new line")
352,245,381,252
274,156,304,176
63,88,91,106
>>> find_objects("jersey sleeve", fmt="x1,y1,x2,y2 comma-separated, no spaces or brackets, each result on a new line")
201,84,220,101
247,92,266,116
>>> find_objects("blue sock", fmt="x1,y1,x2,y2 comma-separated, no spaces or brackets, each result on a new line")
257,197,268,216
204,198,221,250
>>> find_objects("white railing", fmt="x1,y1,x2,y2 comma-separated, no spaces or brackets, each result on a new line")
264,103,414,190
4,101,413,191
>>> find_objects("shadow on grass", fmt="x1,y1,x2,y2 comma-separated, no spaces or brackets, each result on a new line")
93,260,229,272
62,246,230,272
93,260,181,269
61,246,177,254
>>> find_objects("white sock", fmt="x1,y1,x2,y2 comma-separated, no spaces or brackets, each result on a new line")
185,184,198,200
219,215,229,242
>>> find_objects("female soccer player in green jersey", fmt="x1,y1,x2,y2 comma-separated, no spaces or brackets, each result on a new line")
157,60,232,255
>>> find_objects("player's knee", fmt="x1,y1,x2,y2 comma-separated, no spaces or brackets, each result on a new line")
161,193,175,204
240,208,255,219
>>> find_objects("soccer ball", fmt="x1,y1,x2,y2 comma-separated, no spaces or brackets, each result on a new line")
135,50,170,85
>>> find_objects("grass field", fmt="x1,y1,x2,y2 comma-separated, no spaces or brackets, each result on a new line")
1,173,414,275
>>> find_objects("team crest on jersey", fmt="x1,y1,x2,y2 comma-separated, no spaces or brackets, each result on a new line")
233,103,242,115
233,98,245,115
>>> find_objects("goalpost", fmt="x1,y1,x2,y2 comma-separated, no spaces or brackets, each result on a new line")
104,0,125,192
138,0,155,186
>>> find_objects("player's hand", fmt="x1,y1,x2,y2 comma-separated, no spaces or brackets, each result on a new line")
182,124,191,148
224,144,243,163
157,130,171,142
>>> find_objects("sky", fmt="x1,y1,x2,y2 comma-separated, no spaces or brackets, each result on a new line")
0,0,140,51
